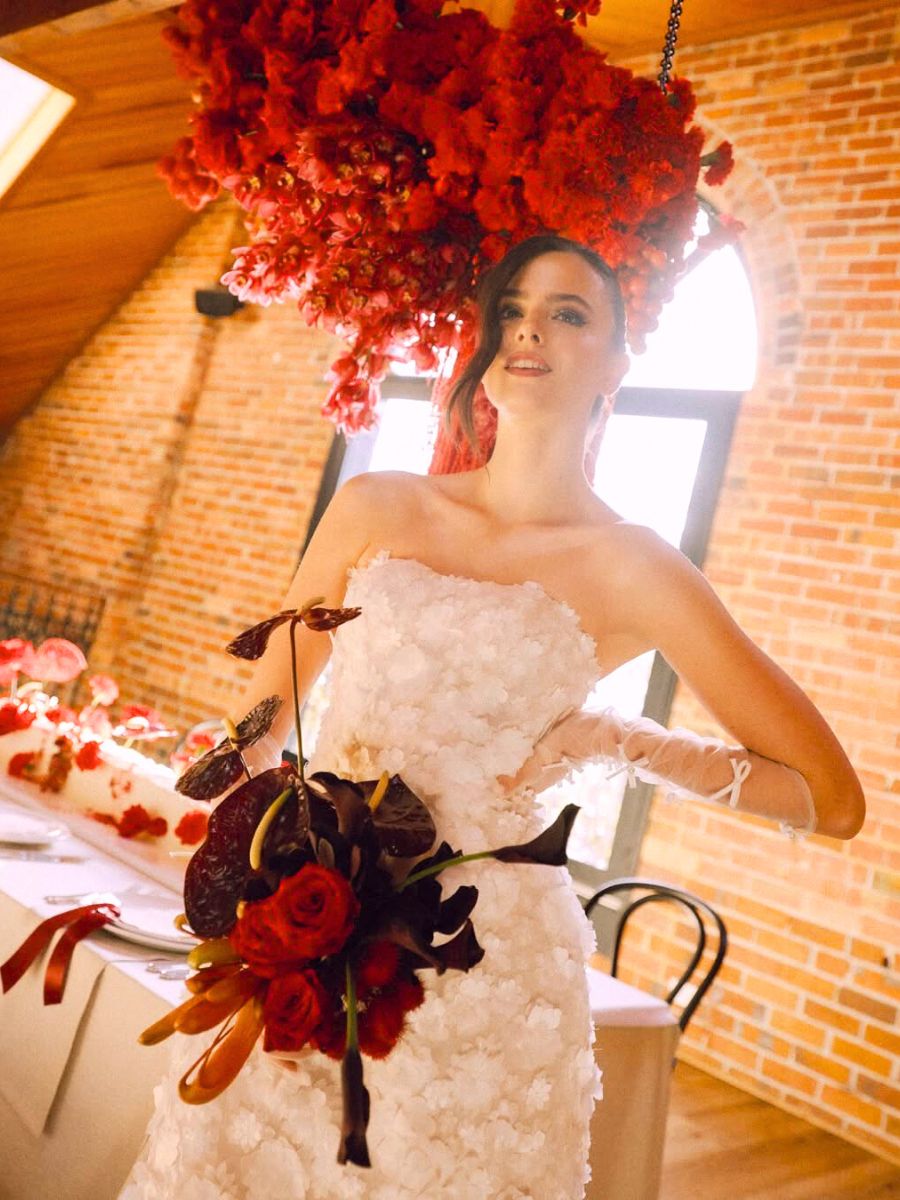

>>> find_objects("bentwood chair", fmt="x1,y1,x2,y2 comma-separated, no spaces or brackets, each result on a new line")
582,876,728,1035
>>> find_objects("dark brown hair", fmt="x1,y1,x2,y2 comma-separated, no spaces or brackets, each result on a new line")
446,234,626,448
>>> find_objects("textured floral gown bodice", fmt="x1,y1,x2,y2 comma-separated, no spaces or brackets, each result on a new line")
120,552,605,1200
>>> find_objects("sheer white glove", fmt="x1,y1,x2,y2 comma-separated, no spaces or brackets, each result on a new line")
502,706,817,836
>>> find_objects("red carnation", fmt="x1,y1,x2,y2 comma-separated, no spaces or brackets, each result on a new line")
358,974,425,1059
0,702,36,736
75,741,103,770
117,805,168,839
29,638,88,684
8,750,40,779
174,809,209,846
230,865,360,977
702,141,734,187
262,968,330,1053
312,941,425,1062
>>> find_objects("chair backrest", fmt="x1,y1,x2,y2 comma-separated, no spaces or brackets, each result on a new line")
582,876,728,1034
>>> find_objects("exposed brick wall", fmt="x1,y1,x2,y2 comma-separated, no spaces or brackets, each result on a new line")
612,7,900,1166
0,2,896,1168
0,200,338,728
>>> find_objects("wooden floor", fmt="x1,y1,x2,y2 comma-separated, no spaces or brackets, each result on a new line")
662,1063,900,1200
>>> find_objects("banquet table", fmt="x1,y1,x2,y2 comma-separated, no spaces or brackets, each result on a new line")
0,791,678,1200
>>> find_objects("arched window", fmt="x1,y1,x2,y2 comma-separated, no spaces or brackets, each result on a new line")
303,217,758,898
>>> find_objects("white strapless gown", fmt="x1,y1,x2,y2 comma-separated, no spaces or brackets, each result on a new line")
118,553,604,1200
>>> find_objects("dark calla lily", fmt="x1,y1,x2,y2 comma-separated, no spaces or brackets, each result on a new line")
490,803,580,865
338,1045,371,1167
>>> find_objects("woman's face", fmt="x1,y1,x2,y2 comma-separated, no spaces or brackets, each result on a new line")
481,251,628,425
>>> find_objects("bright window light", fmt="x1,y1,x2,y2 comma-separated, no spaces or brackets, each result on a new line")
623,209,758,391
0,58,74,200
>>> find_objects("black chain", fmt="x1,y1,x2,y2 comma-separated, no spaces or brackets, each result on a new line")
657,0,684,93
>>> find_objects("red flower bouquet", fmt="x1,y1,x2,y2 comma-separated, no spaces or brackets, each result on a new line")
158,0,739,434
141,596,583,1167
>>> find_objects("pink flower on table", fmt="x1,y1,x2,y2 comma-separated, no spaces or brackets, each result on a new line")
88,674,119,706
78,705,113,740
0,639,37,685
29,638,88,684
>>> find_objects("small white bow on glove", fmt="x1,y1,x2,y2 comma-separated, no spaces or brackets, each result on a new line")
499,706,817,836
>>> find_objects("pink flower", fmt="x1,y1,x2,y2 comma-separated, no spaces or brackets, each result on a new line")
29,639,88,684
88,674,119,706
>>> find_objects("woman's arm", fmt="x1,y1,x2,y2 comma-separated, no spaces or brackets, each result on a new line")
617,528,865,839
228,473,375,756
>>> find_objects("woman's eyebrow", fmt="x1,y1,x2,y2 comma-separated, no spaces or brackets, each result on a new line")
500,288,593,310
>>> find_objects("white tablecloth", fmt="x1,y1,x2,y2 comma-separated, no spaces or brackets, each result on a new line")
0,794,677,1200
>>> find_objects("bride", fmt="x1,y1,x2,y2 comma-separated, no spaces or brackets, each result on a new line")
119,234,864,1200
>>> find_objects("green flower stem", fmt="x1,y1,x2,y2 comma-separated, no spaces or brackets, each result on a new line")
345,960,359,1050
288,617,305,783
397,849,493,890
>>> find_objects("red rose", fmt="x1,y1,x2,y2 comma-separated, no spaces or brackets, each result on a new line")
230,865,359,977
0,702,35,736
75,741,103,770
174,809,209,846
8,750,39,779
262,968,329,1053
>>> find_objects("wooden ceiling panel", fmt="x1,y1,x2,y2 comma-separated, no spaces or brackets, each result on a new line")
0,11,196,430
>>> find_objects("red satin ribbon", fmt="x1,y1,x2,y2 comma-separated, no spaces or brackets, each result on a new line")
0,903,120,1005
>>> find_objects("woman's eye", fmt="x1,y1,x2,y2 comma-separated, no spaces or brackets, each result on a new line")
556,308,586,325
498,304,521,320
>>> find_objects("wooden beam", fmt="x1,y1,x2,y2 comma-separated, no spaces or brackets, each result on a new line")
0,0,173,40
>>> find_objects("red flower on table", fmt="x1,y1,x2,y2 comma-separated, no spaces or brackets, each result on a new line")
8,750,40,779
75,741,103,771
117,805,168,839
262,968,330,1053
45,705,77,726
174,809,209,846
229,864,360,977
0,702,36,736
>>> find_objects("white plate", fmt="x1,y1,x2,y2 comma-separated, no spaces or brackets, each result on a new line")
104,922,195,954
0,812,65,847
99,885,196,953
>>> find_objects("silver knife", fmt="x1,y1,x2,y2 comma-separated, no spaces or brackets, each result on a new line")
0,849,84,864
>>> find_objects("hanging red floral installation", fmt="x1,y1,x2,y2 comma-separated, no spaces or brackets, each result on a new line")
159,0,736,435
